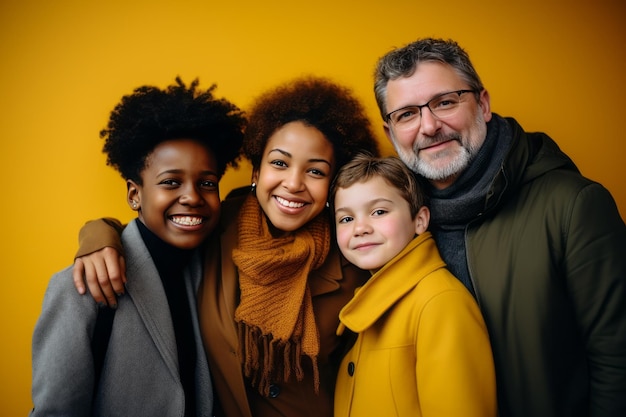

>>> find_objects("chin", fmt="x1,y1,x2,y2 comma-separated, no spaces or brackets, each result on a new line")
171,237,206,250
351,260,382,271
271,216,314,233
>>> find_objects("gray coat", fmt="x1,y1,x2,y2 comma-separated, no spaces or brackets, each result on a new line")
30,220,213,416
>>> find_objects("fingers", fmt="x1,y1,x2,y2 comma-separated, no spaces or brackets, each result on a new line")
119,255,128,287
84,255,110,307
92,248,121,308
71,247,126,308
72,258,87,295
102,247,126,298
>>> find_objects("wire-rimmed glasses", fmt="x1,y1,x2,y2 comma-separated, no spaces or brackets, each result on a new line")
385,89,477,131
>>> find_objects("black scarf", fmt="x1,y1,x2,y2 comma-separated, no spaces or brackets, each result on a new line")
428,114,512,294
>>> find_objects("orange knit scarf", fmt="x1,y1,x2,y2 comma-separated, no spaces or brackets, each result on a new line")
232,195,330,396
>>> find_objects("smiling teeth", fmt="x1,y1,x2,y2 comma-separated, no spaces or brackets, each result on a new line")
276,196,305,208
171,216,203,226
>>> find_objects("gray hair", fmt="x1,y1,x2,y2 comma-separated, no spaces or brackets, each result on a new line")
373,38,484,119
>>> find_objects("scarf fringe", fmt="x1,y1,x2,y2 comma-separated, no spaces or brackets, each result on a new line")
238,321,320,395
233,196,328,397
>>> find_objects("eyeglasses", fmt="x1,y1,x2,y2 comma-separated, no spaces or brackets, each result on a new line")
385,89,477,131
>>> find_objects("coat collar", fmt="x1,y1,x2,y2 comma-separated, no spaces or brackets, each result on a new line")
309,242,345,296
339,232,445,332
122,220,180,378
486,116,580,214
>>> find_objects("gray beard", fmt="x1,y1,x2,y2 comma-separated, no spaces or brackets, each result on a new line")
395,114,487,181
400,140,472,181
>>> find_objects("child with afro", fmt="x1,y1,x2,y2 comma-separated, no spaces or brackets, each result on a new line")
29,78,245,417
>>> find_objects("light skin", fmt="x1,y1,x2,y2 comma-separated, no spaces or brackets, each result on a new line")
334,176,429,271
252,120,335,234
73,139,220,302
383,61,492,190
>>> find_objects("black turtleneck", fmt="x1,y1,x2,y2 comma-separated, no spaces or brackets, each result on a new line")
136,220,197,417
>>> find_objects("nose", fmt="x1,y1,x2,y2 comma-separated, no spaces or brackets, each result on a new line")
179,184,205,206
352,217,372,237
419,106,441,136
283,170,305,192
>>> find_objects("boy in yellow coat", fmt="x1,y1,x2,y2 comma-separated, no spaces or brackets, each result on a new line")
331,154,497,417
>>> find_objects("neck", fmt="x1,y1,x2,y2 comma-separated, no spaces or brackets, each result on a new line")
430,172,462,190
266,217,291,238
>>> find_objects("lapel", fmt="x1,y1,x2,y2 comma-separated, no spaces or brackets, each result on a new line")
339,232,446,332
121,220,179,378
309,242,344,296
219,210,240,337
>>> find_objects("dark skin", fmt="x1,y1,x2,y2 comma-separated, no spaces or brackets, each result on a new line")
73,248,126,307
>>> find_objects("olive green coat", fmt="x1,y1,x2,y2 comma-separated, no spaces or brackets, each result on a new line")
467,117,626,417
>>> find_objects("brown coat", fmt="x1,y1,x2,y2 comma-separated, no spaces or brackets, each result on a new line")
197,194,369,417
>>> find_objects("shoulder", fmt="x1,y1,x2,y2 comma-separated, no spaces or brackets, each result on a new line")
43,266,90,305
518,169,620,229
35,266,97,343
219,190,248,228
413,271,486,332
414,268,475,304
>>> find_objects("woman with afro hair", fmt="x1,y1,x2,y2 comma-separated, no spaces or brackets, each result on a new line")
72,76,380,417
30,78,245,417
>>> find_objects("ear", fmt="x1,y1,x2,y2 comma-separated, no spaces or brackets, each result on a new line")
478,89,492,123
127,179,141,211
251,169,259,185
413,206,430,235
383,122,393,143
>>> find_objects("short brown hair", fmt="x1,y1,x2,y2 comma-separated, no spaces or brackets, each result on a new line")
331,153,427,217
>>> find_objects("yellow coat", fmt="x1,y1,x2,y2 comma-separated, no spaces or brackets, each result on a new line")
334,232,497,417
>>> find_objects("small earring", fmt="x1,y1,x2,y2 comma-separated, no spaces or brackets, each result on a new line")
132,201,138,209
251,182,256,191
326,201,330,208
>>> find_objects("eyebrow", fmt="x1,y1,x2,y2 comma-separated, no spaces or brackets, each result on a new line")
268,148,332,167
387,89,467,115
156,168,219,177
334,197,395,215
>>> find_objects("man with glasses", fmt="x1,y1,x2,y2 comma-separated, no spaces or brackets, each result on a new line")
371,38,626,417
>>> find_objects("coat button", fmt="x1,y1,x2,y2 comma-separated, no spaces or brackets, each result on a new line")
268,384,281,398
347,362,355,376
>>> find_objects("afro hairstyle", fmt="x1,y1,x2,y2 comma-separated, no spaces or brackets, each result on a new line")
243,76,379,172
101,77,246,183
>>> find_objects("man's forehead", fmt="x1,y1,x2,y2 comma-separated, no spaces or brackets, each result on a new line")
386,63,463,107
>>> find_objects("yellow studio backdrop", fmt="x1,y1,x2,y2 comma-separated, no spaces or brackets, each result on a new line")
1,0,624,413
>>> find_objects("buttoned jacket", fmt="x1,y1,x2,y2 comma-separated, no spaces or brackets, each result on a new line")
198,194,369,417
334,232,497,417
